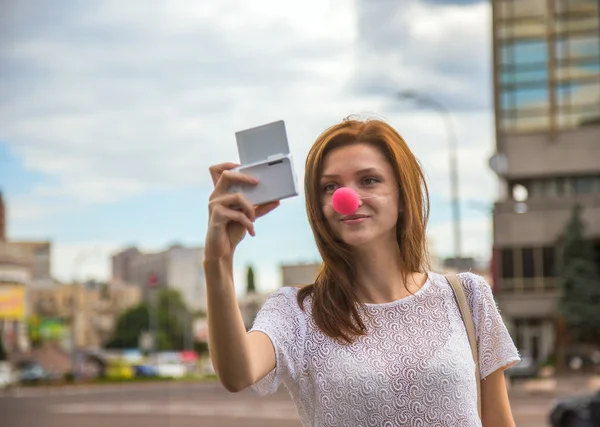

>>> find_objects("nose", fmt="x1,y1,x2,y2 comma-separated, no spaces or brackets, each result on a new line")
331,187,360,215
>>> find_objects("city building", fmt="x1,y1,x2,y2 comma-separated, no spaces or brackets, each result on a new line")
28,282,141,350
280,262,321,288
490,0,600,364
0,190,55,354
111,244,207,313
0,250,30,353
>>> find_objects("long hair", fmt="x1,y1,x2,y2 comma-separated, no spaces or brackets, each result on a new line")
297,117,430,344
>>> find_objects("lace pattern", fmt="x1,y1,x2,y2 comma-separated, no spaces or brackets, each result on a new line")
248,272,520,426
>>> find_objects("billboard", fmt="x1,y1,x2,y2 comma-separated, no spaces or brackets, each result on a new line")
0,284,26,320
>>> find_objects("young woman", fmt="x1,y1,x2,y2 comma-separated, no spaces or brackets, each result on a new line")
204,118,520,426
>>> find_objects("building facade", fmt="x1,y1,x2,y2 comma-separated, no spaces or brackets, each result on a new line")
280,262,322,288
490,0,600,363
111,245,207,313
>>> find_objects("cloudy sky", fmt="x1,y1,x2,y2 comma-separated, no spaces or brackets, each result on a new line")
0,0,498,295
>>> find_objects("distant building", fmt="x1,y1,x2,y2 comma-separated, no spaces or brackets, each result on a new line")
28,282,141,350
0,190,55,354
280,262,321,288
111,244,207,313
489,0,600,364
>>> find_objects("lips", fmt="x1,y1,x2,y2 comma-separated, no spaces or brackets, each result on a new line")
341,214,369,221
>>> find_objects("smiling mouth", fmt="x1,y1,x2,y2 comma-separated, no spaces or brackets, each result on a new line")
341,215,370,221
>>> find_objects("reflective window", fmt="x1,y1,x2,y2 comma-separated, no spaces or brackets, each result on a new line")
511,20,547,38
514,86,549,109
501,68,548,85
566,0,599,14
513,0,547,18
500,90,514,110
568,35,600,59
558,81,600,107
495,0,600,132
556,16,599,34
556,60,600,81
513,40,548,64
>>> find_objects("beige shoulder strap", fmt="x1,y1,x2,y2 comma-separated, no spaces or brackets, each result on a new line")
445,274,481,420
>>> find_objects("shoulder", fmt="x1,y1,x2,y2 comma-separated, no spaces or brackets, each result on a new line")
427,271,490,294
430,271,496,314
257,286,308,318
455,271,492,296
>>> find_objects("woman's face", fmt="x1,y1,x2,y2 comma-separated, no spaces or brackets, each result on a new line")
320,143,400,248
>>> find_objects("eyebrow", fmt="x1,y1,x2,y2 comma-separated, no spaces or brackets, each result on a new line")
321,167,383,179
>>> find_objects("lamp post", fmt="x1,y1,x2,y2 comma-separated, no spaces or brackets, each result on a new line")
397,90,462,259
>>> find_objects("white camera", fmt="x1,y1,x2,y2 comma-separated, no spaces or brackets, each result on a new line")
227,120,299,206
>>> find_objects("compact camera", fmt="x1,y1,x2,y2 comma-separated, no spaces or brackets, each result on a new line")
227,120,299,206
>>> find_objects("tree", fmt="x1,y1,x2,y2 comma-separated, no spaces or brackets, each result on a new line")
246,265,256,294
558,204,600,343
106,288,192,351
105,304,149,349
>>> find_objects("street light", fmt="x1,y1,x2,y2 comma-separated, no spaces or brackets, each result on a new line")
396,90,462,259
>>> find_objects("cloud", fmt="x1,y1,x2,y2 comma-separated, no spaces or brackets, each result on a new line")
51,241,126,283
1,0,494,208
351,0,492,110
1,0,500,281
427,216,492,261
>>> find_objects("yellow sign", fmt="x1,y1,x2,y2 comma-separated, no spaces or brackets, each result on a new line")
0,284,26,320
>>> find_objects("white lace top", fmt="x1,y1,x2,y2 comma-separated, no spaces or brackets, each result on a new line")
248,272,520,427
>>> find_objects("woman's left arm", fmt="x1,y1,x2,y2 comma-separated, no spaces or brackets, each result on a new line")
481,368,516,427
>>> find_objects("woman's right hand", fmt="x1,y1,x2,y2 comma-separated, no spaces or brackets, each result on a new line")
205,162,280,261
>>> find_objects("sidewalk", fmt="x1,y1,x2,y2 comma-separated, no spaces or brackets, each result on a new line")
508,374,600,397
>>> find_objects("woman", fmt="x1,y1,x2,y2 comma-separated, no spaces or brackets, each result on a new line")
204,117,520,426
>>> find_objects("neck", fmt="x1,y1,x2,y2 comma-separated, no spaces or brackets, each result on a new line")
351,237,426,304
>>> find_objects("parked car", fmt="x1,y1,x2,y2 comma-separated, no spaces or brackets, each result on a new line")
0,362,18,390
155,360,186,379
133,364,158,378
549,389,600,427
153,352,186,379
16,361,60,384
105,359,134,380
505,355,539,379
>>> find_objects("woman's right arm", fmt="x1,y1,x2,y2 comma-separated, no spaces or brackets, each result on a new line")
203,162,280,393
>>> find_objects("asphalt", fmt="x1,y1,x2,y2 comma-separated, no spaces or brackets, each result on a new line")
0,376,594,427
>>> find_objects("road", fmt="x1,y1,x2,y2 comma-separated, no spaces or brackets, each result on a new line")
0,380,561,427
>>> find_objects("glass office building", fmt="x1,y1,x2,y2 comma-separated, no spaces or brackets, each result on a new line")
490,0,600,364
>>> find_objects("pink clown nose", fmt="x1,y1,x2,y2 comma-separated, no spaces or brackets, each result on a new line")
331,187,360,215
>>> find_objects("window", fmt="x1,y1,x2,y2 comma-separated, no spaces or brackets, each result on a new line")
496,0,600,132
543,246,556,277
574,176,595,193
522,247,535,278
501,248,514,278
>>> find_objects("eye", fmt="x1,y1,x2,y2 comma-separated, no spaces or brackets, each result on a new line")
322,183,338,193
362,177,380,185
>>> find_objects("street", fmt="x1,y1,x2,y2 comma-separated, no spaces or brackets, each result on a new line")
0,379,570,427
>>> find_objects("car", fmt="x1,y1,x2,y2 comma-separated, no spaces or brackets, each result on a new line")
133,364,158,378
16,361,59,384
549,389,600,427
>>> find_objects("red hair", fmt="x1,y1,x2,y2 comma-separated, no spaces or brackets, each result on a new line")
297,117,430,343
